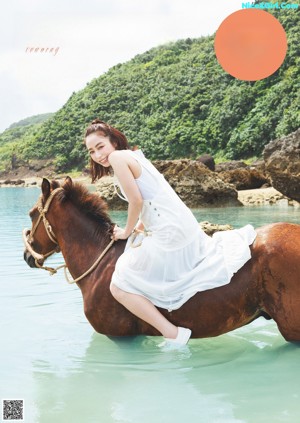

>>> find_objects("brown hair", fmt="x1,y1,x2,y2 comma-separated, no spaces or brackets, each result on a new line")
84,119,130,182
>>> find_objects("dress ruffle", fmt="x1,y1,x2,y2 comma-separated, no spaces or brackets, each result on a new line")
212,224,257,280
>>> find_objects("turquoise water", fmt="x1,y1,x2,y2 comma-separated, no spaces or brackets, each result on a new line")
1,187,300,423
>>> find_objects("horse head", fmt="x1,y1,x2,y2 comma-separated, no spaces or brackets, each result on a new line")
23,178,65,269
23,176,115,275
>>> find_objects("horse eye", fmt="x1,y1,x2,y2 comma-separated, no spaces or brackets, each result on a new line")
29,208,36,219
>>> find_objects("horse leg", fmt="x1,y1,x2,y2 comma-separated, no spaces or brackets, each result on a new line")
262,252,300,342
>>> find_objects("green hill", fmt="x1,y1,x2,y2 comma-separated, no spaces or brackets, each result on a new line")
0,0,299,174
0,113,54,147
0,113,54,173
7,113,54,130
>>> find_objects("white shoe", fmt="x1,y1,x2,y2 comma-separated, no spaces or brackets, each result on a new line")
164,327,192,346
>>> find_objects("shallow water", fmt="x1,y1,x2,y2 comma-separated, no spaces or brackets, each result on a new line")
1,187,300,423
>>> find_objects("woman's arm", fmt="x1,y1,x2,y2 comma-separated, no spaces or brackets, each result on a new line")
108,151,143,239
135,220,145,231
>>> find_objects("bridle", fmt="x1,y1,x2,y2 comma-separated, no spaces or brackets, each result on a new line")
23,187,63,272
23,187,114,284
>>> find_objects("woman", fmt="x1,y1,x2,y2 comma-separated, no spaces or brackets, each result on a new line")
84,119,256,346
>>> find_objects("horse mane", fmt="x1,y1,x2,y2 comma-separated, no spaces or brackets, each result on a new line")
53,178,114,235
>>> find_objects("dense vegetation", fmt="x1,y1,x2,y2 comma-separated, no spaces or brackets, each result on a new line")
0,113,54,172
0,1,299,174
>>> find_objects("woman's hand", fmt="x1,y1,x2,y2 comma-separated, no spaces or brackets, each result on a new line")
111,225,130,241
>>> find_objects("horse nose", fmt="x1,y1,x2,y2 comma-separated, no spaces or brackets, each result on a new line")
23,250,37,268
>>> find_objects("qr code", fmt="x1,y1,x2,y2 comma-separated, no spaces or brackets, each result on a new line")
2,400,24,421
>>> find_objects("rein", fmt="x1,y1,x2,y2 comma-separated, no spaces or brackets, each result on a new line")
23,187,115,284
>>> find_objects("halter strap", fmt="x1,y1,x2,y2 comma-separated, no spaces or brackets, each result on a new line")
29,188,64,245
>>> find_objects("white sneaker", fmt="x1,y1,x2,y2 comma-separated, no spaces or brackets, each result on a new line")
164,327,192,346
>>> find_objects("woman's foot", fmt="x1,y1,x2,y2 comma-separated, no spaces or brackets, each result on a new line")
164,327,192,346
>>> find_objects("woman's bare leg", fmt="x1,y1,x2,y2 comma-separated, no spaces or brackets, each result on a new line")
110,284,178,339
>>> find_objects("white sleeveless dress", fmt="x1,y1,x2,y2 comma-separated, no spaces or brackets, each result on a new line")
111,150,256,311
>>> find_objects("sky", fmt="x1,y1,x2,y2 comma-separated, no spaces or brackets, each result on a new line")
0,0,244,132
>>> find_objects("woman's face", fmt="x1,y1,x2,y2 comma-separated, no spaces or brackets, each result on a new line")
85,132,116,167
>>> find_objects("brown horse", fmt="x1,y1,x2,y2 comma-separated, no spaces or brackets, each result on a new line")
23,177,300,342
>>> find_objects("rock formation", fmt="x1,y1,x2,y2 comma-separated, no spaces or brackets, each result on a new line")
216,167,269,190
215,161,248,172
153,159,241,207
95,177,125,210
197,154,215,171
95,160,241,209
199,221,233,236
264,128,300,202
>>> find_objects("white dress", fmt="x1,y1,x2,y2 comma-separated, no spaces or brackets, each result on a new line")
111,150,257,311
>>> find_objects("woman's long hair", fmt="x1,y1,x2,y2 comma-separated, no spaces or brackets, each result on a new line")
84,119,130,182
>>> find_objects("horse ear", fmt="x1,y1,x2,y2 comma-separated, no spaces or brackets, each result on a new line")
63,176,73,189
41,178,51,199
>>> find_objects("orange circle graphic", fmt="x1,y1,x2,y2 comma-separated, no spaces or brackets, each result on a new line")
214,9,287,81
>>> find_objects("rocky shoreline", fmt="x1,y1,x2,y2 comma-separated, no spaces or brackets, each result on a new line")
1,175,298,207
2,127,300,208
